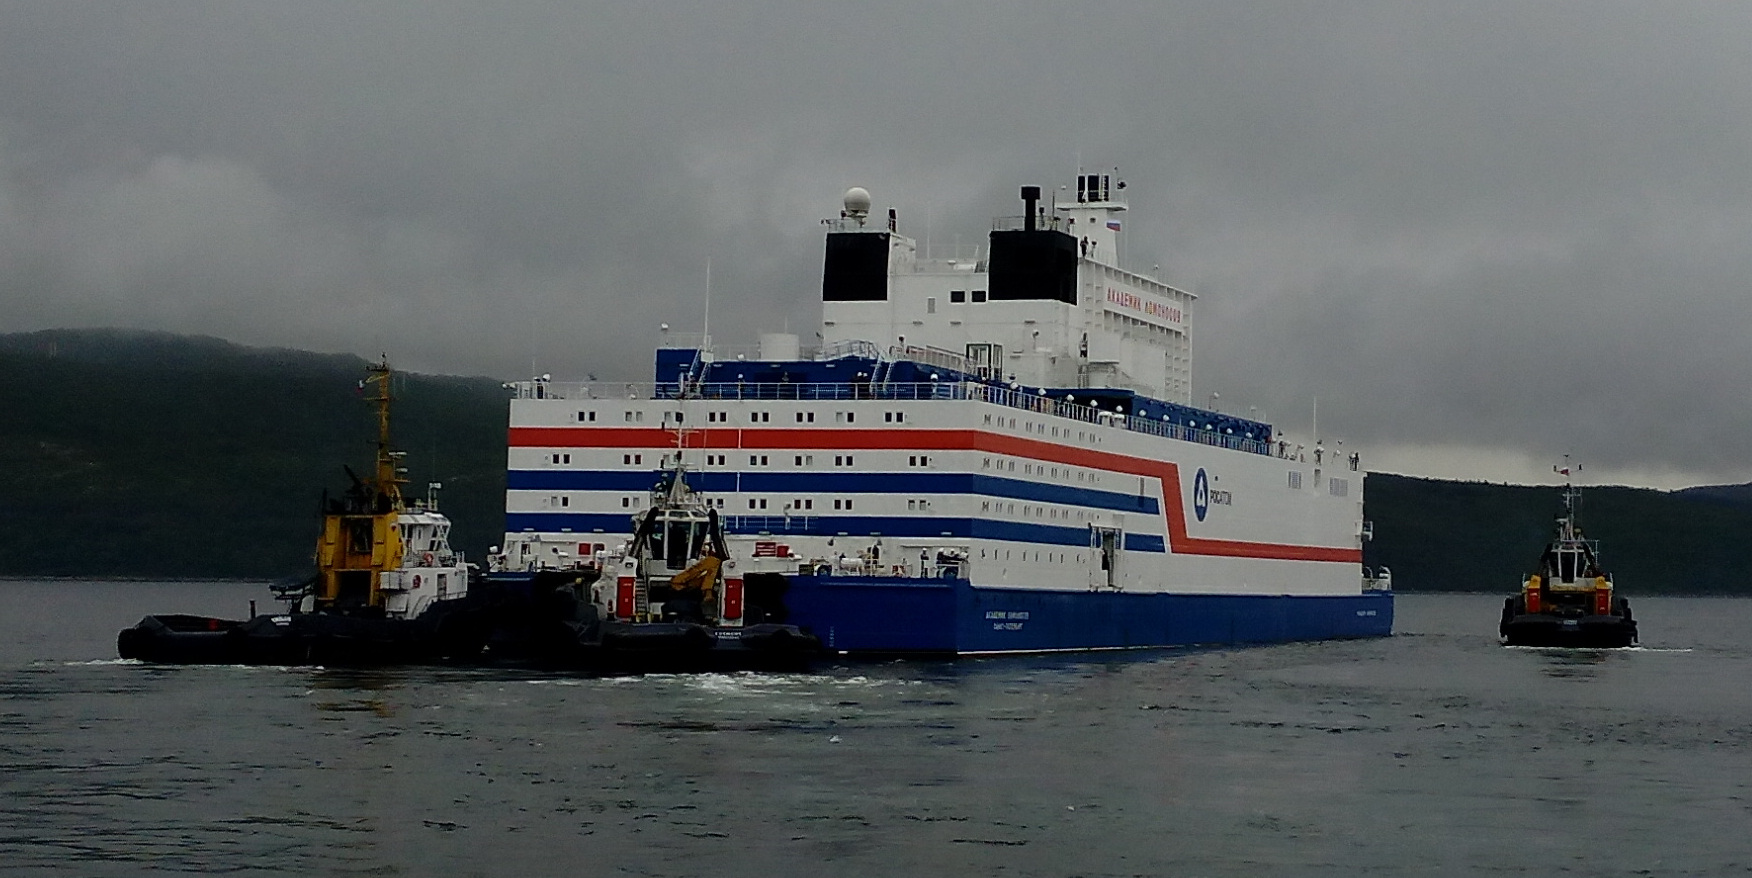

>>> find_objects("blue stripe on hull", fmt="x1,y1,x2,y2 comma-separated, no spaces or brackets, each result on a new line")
783,576,1393,654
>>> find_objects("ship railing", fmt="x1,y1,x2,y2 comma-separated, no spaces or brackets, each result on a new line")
722,514,816,534
991,214,1072,232
890,344,970,374
911,257,986,274
818,339,884,361
511,379,1272,455
823,218,891,233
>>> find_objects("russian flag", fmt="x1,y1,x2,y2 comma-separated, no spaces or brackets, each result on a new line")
1106,218,1122,231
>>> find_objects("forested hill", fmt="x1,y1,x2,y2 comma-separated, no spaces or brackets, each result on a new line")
2,329,1748,592
0,329,509,578
1364,474,1752,594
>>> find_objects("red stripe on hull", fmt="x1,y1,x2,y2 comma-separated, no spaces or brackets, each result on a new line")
508,426,1361,564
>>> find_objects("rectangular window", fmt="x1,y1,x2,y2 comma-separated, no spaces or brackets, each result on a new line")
927,296,937,314
972,290,987,302
950,290,966,303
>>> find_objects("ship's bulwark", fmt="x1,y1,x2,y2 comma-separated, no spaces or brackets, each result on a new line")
783,576,1393,654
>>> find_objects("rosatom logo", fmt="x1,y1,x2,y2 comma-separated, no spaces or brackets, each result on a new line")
1193,468,1210,521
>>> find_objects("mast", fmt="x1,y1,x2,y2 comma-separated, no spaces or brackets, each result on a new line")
1556,454,1580,542
365,357,405,510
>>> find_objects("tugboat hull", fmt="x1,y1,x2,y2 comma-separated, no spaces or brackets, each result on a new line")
1500,612,1637,649
541,620,822,673
117,596,498,666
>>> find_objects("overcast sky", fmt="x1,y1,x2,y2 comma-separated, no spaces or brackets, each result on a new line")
2,2,1749,489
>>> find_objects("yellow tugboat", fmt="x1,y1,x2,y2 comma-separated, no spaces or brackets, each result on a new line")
1499,461,1637,648
118,359,497,665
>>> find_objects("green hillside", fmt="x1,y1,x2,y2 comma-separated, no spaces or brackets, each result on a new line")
2,329,1746,593
0,330,508,578
1364,473,1752,594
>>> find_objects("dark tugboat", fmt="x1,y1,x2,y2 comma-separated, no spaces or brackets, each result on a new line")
523,465,823,672
1500,462,1637,648
117,359,498,665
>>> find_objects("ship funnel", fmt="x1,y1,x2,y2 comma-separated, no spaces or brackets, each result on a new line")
1020,186,1041,231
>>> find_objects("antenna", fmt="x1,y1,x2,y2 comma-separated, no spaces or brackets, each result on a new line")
702,257,712,352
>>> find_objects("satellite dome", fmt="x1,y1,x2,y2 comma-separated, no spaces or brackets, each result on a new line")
843,187,872,217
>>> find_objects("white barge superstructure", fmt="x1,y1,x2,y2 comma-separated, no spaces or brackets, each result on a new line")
491,175,1391,653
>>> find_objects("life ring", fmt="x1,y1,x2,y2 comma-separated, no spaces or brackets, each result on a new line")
422,552,434,566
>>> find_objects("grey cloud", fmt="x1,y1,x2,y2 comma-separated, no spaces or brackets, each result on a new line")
1,1,1750,486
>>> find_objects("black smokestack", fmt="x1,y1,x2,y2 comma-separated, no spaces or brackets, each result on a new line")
1021,186,1041,231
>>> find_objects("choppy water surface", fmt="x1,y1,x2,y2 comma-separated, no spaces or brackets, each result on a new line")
2,581,1750,877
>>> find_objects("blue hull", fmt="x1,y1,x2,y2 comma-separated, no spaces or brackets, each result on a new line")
784,576,1393,654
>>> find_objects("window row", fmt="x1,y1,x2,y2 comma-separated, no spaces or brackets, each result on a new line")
983,413,1100,444
979,548,1080,564
980,500,1091,521
980,457,1104,483
580,409,876,425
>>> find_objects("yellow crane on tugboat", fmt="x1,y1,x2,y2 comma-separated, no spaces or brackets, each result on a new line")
118,359,496,664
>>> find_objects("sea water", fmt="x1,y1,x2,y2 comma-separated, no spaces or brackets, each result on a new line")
1,580,1748,877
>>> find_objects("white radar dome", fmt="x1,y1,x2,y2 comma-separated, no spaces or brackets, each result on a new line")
842,187,872,217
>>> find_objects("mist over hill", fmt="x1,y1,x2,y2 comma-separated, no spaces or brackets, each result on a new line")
2,329,1746,593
